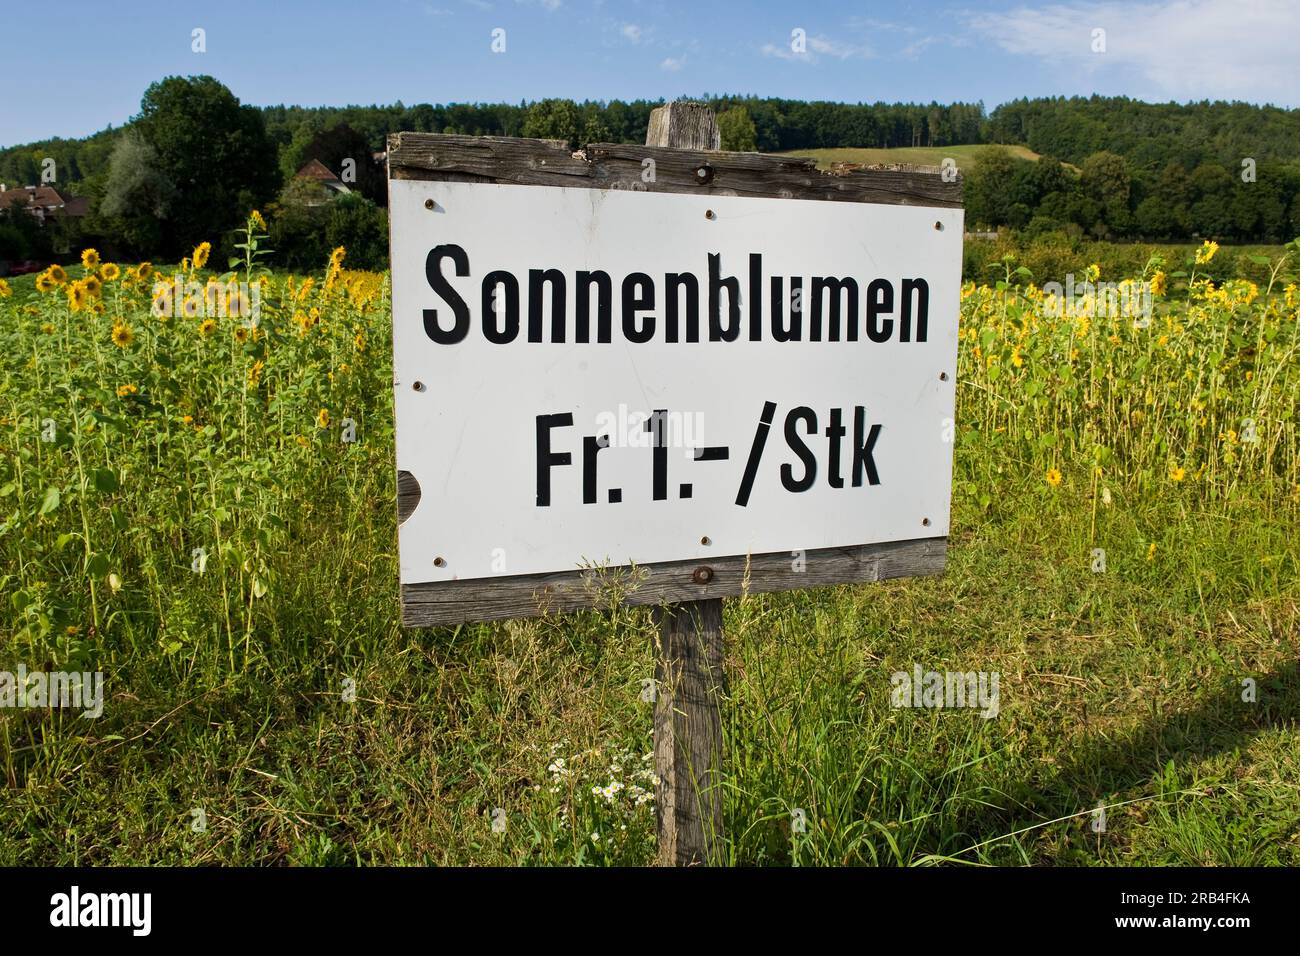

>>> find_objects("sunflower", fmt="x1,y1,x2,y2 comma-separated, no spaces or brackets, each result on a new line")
316,408,330,429
111,323,134,348
1045,467,1063,487
249,209,267,231
136,261,154,282
82,274,102,298
192,242,211,270
35,272,55,293
67,282,89,312
248,359,265,387
48,264,67,285
198,318,217,338
0,278,10,298
116,383,139,397
81,248,101,270
1150,271,1167,296
233,325,249,343
1169,465,1186,482
100,263,121,282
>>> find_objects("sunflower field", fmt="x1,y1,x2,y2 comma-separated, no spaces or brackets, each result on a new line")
0,223,1296,865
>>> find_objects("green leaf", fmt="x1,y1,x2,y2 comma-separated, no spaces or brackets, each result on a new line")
86,552,110,577
39,486,61,515
93,467,119,494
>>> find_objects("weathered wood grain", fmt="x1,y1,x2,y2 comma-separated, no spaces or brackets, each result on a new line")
388,133,962,208
653,598,724,866
400,537,946,627
646,101,720,150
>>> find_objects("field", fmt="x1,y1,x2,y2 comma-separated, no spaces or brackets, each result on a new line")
0,227,1297,865
779,143,1048,172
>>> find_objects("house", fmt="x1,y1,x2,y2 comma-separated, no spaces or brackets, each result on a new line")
293,159,351,204
0,184,89,224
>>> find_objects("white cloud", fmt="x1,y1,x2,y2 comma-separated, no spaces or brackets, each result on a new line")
761,33,871,62
968,0,1300,105
660,56,685,72
622,23,642,43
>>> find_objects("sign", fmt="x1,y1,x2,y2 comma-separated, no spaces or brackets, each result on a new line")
387,134,963,624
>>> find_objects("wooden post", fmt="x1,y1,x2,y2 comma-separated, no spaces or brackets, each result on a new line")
648,101,726,867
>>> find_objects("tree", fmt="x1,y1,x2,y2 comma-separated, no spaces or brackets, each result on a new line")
718,106,758,152
95,130,177,256
522,99,581,148
133,75,279,257
1080,151,1132,237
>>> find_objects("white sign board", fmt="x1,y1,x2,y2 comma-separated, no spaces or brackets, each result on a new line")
390,178,962,585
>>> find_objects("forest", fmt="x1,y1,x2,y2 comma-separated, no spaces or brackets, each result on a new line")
2,82,1298,269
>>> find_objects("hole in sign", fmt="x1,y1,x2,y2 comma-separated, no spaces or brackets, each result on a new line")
695,165,714,184
413,381,426,392
434,556,446,568
705,209,716,221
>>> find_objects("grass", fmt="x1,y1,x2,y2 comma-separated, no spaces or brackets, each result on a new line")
778,143,1047,172
0,237,1296,866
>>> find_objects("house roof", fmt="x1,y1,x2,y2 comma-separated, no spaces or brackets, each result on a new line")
0,184,88,217
295,158,341,183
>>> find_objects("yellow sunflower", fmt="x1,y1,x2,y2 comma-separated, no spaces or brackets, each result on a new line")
192,242,211,270
111,323,134,348
1045,467,1063,487
100,263,121,282
198,318,217,338
81,248,101,270
67,282,89,312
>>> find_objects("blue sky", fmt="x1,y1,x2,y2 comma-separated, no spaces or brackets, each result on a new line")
3,0,1296,148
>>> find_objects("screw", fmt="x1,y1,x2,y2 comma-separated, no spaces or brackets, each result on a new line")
705,209,716,220
424,199,435,210
692,566,714,584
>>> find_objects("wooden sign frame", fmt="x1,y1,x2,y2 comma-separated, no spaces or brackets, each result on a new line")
388,131,958,629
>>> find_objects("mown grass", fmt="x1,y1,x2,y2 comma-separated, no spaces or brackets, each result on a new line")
778,143,1047,172
0,237,1296,866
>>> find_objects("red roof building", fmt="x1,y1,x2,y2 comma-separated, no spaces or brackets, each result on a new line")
0,184,89,223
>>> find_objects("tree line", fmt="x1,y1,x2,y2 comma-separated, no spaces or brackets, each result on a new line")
3,81,1299,268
